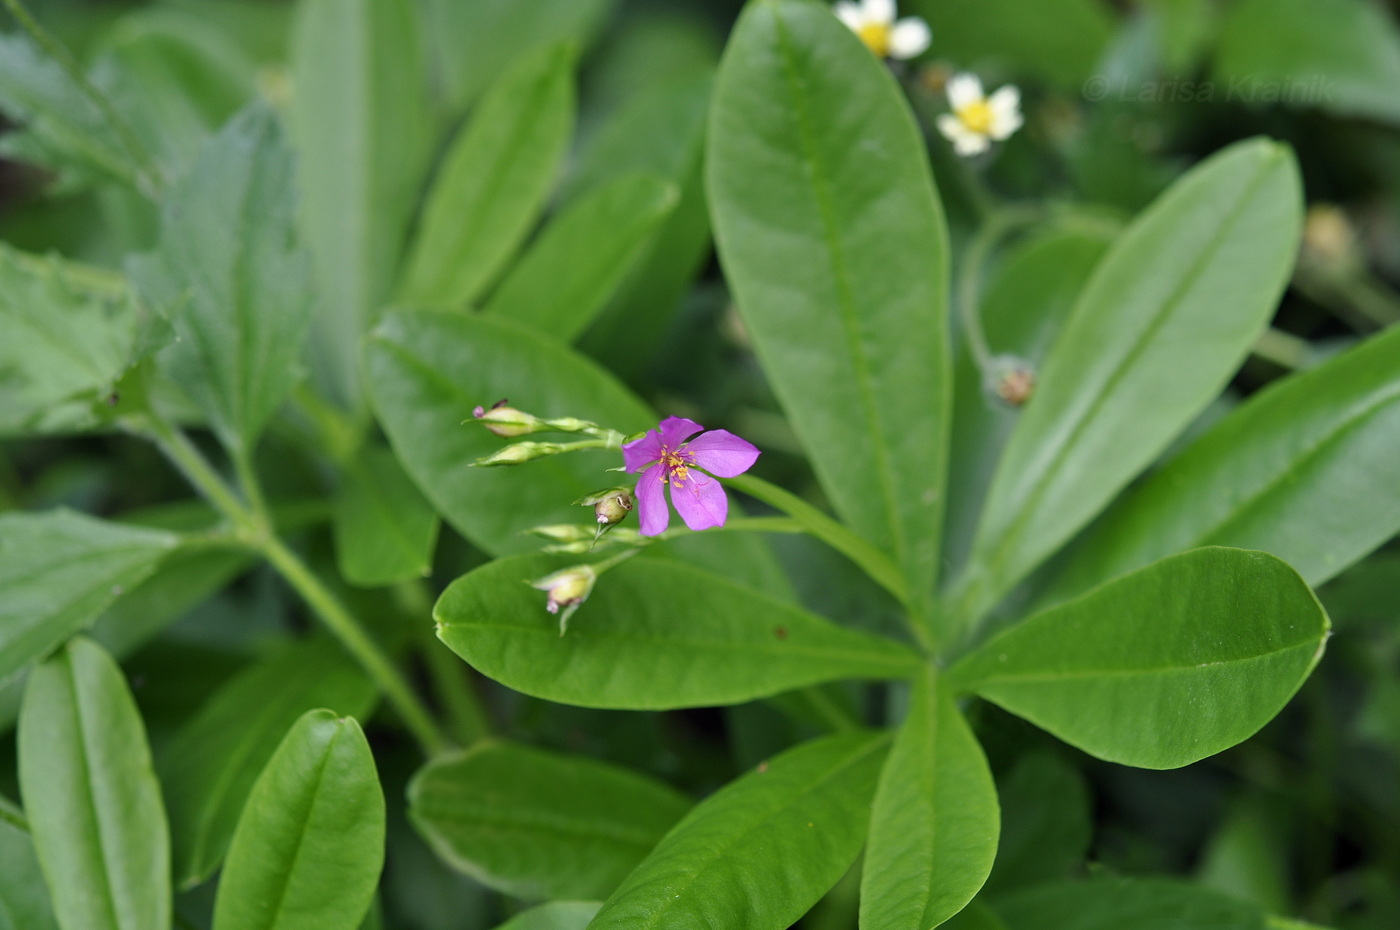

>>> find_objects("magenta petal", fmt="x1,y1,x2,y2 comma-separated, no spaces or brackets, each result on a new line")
669,471,728,531
635,466,670,536
685,430,760,478
657,416,704,448
621,431,663,473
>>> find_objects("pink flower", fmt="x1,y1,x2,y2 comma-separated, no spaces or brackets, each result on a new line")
622,416,760,536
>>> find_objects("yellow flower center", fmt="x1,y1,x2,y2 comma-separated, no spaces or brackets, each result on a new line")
857,22,892,58
659,448,690,487
957,100,995,136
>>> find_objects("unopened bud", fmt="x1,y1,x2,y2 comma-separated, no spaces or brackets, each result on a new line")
472,399,543,437
985,354,1036,408
527,524,597,543
1300,204,1359,270
529,565,597,635
576,486,634,527
471,441,563,467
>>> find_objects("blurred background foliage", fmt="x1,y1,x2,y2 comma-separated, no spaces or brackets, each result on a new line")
1,0,1399,928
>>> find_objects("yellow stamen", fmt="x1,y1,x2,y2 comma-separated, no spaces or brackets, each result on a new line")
659,448,691,486
956,100,995,136
857,22,892,58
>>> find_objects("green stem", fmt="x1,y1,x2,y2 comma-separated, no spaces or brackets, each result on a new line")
1252,327,1313,371
133,415,256,536
0,795,28,833
724,473,909,606
957,204,1043,374
0,0,159,197
263,536,447,757
400,581,492,746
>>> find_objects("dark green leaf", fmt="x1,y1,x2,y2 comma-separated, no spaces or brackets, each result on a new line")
0,246,138,435
18,638,170,930
708,0,952,608
400,45,574,308
492,902,601,930
957,140,1303,626
333,445,440,588
0,508,176,684
483,173,678,343
128,104,314,452
409,741,691,899
290,0,432,407
0,813,59,930
588,731,888,930
161,638,378,887
983,752,1092,893
861,670,999,930
1049,323,1400,603
949,548,1328,769
211,710,384,930
365,310,652,554
991,877,1266,929
1215,0,1400,125
435,554,920,710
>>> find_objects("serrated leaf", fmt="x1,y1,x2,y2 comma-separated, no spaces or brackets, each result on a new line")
128,103,314,452
409,741,691,899
0,509,176,685
949,548,1329,769
587,731,888,930
211,710,384,930
861,671,999,930
435,554,919,710
957,139,1303,626
708,0,951,610
18,638,170,930
160,638,378,887
400,44,574,308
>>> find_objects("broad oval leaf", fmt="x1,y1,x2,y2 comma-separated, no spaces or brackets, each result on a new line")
1215,0,1400,126
212,710,384,930
948,548,1329,769
18,638,171,930
435,554,920,710
409,741,691,899
708,0,952,607
587,731,888,930
1048,323,1400,603
332,445,440,588
0,803,60,930
290,0,432,407
128,103,314,452
0,509,176,684
991,876,1267,929
365,310,653,554
493,902,602,930
0,245,139,435
400,44,574,308
160,638,378,887
861,670,999,930
958,139,1303,625
483,173,679,342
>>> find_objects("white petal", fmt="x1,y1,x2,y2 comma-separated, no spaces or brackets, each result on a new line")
988,85,1021,118
989,109,1024,140
936,115,989,156
864,0,897,26
946,73,985,110
888,18,931,59
834,1,866,29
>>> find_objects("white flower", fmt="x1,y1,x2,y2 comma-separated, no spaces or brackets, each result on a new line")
834,0,931,60
936,73,1023,156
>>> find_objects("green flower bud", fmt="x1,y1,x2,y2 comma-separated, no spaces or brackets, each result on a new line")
529,565,598,635
575,486,634,527
472,399,543,437
527,524,597,543
985,354,1036,408
470,441,563,467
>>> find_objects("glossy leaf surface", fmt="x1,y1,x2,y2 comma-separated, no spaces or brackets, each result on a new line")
0,509,176,684
409,741,691,899
708,0,951,606
861,671,999,930
333,445,439,587
950,548,1328,769
1050,323,1400,601
128,104,314,451
212,710,384,930
401,45,574,308
18,638,170,930
161,638,378,887
588,732,889,930
435,554,920,710
960,139,1303,623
